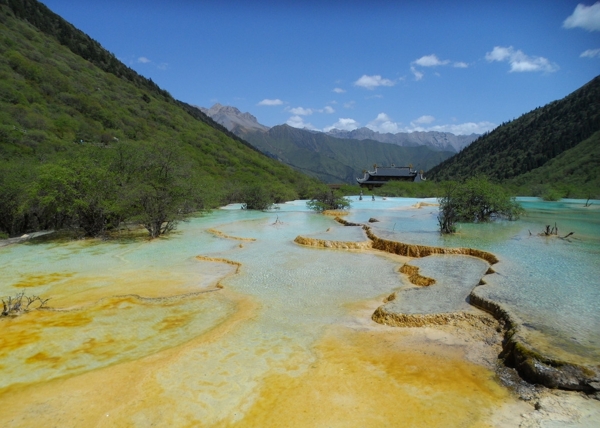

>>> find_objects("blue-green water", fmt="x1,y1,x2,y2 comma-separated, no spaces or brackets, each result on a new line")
0,197,598,425
346,196,600,362
0,204,410,424
384,254,490,315
2,197,599,365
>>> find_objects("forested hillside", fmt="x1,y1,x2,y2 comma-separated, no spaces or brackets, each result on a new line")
0,0,322,238
427,76,600,186
507,131,600,199
241,125,454,184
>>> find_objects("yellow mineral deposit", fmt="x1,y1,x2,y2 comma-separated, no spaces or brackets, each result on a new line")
0,212,564,427
372,305,496,329
195,255,242,274
218,327,520,428
6,256,238,309
399,263,436,286
293,235,373,250
11,272,75,288
0,288,258,427
322,209,349,216
206,228,257,242
0,308,527,427
0,243,524,428
330,218,499,264
412,201,439,209
364,226,499,264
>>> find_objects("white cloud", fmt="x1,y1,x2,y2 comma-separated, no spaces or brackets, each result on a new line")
410,66,424,81
286,115,316,130
323,118,360,132
287,106,335,116
363,113,496,135
288,106,313,115
333,87,346,93
343,101,356,109
324,111,496,135
511,57,555,72
485,46,512,62
563,2,600,31
413,115,435,125
257,99,284,106
426,122,497,135
485,46,558,73
410,55,467,79
353,75,395,90
135,56,168,70
406,122,497,135
366,113,401,133
581,48,600,57
413,54,450,67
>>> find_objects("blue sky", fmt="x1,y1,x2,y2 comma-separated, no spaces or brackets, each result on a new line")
42,0,600,135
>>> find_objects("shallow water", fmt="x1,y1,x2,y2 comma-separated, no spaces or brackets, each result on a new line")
347,197,600,363
384,255,490,315
0,197,598,426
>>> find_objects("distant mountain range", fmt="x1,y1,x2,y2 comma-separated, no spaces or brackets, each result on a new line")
224,123,454,184
326,128,478,152
200,103,479,153
198,103,476,183
198,78,600,197
192,81,600,211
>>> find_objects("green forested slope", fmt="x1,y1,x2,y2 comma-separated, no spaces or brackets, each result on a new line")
0,0,321,237
1,0,261,153
507,131,600,198
242,125,454,184
1,0,170,98
427,76,600,182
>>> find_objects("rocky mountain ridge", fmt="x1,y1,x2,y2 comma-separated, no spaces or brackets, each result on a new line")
326,128,479,152
200,103,479,153
197,103,269,133
239,124,455,184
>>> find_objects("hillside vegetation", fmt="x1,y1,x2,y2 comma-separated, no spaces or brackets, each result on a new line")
0,0,322,237
241,125,454,184
427,75,600,197
507,131,600,199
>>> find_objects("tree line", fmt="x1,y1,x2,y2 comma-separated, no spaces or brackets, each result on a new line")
0,142,327,239
1,143,204,238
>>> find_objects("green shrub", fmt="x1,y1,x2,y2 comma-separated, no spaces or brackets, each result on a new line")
239,184,274,211
306,190,351,212
438,177,523,234
541,188,562,201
